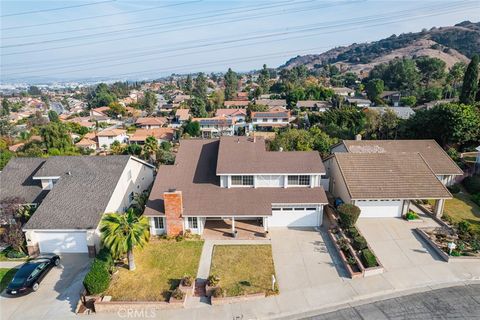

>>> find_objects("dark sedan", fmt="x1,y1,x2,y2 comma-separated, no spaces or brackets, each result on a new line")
6,254,60,295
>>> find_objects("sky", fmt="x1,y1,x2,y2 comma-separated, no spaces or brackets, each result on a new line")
0,0,479,84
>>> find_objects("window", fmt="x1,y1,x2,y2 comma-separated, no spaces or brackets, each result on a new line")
262,118,267,122
128,191,134,204
273,118,278,122
188,217,198,229
288,175,310,185
282,118,288,122
153,217,164,229
231,175,254,186
272,208,281,211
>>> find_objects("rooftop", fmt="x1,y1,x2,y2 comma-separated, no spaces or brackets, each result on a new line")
135,117,167,126
97,129,127,137
129,128,175,142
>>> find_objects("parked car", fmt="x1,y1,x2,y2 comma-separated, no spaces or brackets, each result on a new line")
6,254,60,295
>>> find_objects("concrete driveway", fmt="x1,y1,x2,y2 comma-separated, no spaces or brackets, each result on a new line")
0,254,91,320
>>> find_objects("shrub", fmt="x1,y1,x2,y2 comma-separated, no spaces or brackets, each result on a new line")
182,274,193,287
207,274,220,287
346,256,357,266
6,249,27,259
360,249,377,268
175,235,184,242
463,175,480,194
211,286,224,298
352,236,368,250
447,184,461,194
337,204,361,228
442,213,454,225
406,211,419,220
171,288,184,300
457,221,471,235
96,247,114,269
83,259,111,295
472,193,480,207
337,238,350,252
347,227,359,238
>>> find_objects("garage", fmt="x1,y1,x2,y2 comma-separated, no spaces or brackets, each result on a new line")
268,205,323,227
36,231,88,253
355,200,403,218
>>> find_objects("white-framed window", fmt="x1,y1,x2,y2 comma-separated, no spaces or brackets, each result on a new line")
188,217,198,229
231,175,254,186
288,175,310,185
128,191,134,204
153,217,164,229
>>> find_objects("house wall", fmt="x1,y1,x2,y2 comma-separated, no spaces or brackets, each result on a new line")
331,144,347,153
437,174,455,187
222,174,323,188
252,117,289,124
98,134,127,149
328,158,352,203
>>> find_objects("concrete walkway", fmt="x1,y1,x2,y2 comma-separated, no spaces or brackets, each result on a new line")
0,261,24,269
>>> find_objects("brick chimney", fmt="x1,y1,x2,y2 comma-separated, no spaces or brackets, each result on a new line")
164,190,184,236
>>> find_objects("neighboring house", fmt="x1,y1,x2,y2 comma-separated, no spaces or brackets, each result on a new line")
379,91,401,107
251,110,291,129
135,117,168,129
159,103,174,113
75,138,97,150
215,108,247,123
129,128,176,145
0,156,154,256
415,98,455,111
173,109,190,126
192,116,236,138
296,100,332,112
144,137,328,236
223,100,249,108
254,99,287,108
324,152,451,219
90,106,109,117
331,87,355,97
330,139,463,186
346,98,372,108
97,129,128,149
364,106,415,119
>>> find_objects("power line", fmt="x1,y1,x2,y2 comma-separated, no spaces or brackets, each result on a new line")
0,0,201,30
0,0,115,18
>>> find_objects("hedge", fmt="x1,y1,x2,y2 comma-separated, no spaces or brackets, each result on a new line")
96,247,114,270
337,204,361,228
463,175,480,194
361,249,377,268
352,236,368,250
83,248,113,295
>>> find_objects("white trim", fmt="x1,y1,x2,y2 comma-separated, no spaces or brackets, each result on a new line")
217,172,325,176
23,228,89,232
130,156,156,168
32,176,60,180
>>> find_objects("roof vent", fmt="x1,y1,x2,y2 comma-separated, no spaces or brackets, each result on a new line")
168,188,176,192
67,171,71,175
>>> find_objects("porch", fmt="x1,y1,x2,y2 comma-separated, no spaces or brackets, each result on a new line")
201,218,270,240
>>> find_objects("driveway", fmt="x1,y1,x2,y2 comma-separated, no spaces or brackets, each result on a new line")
0,254,91,320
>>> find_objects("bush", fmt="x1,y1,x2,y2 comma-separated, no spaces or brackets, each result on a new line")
406,211,419,220
211,286,224,298
463,175,480,194
472,193,480,207
337,204,361,228
457,221,471,235
337,238,350,252
182,274,193,287
96,247,114,269
442,213,454,225
347,227,359,238
207,274,220,287
447,184,461,194
171,288,184,300
352,236,368,250
6,250,27,259
83,259,111,295
360,249,377,268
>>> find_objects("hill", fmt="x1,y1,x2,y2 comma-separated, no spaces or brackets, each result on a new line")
281,21,480,75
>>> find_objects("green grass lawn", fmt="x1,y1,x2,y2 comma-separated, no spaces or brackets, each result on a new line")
0,268,17,292
0,247,28,261
105,238,204,301
438,190,480,234
209,245,278,297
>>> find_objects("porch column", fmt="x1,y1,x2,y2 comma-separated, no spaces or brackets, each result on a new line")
434,199,445,218
263,217,268,232
402,200,410,216
231,217,235,234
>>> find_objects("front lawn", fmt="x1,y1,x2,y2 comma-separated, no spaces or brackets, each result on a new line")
209,245,278,297
0,268,17,292
0,247,28,261
105,238,204,301
442,191,480,234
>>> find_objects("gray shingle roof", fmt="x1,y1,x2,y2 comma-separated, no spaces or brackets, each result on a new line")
24,156,131,230
0,158,47,204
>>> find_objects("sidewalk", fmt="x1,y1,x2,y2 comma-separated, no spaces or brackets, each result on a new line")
0,261,23,268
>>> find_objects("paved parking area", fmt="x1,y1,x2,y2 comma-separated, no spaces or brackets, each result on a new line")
0,254,91,320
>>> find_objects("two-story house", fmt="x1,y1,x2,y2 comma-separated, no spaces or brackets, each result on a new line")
135,117,168,129
251,109,291,130
97,129,128,149
192,116,236,138
144,136,328,236
215,108,247,132
0,156,154,257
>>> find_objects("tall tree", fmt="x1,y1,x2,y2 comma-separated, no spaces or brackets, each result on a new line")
143,136,159,163
365,79,384,102
446,62,466,98
415,56,446,88
100,209,150,271
258,64,270,93
142,91,157,115
184,75,193,94
224,68,238,100
193,73,208,103
47,110,59,122
1,98,11,116
460,55,479,105
40,122,74,152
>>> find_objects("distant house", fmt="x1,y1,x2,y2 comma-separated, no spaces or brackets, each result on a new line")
380,91,401,107
223,100,250,108
296,100,332,112
174,109,191,126
331,87,355,97
215,108,247,123
251,109,291,130
135,117,168,129
75,138,97,151
415,98,455,111
254,99,287,109
8,143,25,152
159,103,174,112
235,92,249,101
192,116,236,138
90,106,110,117
346,98,372,108
129,128,176,145
365,106,415,119
97,129,128,149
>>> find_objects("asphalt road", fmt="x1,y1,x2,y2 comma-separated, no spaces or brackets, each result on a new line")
305,284,480,320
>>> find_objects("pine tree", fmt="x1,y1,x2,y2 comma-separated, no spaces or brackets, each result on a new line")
224,68,238,100
460,55,479,105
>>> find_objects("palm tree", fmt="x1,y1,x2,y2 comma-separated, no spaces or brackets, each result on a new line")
143,136,159,163
100,209,150,271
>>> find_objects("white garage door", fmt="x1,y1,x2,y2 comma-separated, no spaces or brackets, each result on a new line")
355,200,403,218
36,231,88,253
268,206,323,227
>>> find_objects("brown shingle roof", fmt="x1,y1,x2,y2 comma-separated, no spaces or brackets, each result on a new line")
216,136,325,174
135,117,167,126
342,140,463,175
97,129,127,137
215,108,247,117
129,128,175,142
175,108,190,121
144,139,327,217
224,100,249,107
334,152,451,200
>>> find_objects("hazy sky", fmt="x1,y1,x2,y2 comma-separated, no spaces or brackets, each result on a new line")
1,0,479,83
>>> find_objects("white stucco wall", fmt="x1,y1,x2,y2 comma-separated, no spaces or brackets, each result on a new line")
98,134,127,149
329,157,352,203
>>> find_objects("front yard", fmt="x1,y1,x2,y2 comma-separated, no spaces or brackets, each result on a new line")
441,191,480,234
0,268,16,292
105,238,204,301
209,245,278,297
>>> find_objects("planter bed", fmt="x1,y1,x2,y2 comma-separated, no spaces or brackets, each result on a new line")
327,229,363,278
416,227,480,262
94,297,183,313
211,292,265,306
